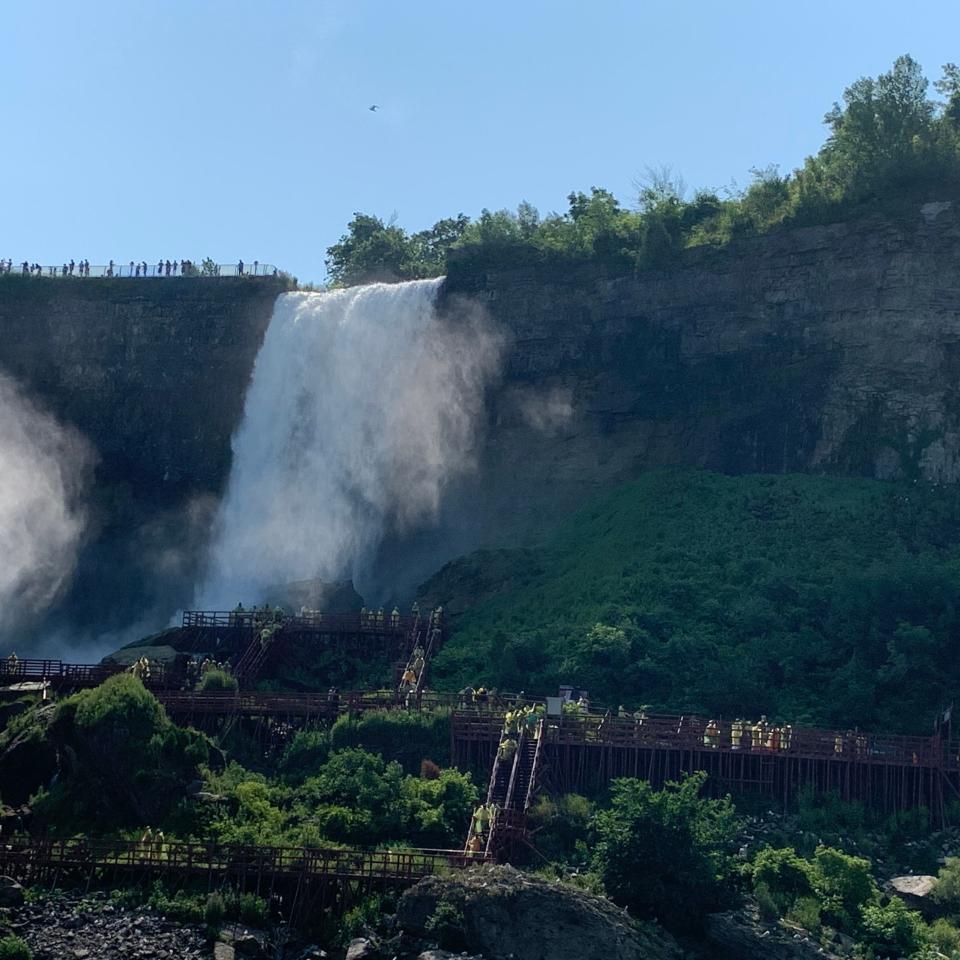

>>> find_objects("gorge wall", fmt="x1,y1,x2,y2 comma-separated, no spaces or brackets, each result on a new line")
4,201,960,643
430,200,960,558
0,275,287,645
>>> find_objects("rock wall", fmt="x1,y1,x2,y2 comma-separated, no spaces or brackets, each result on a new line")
7,202,960,634
434,201,960,551
0,275,286,643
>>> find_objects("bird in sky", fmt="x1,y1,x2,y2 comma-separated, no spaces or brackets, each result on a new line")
369,104,379,112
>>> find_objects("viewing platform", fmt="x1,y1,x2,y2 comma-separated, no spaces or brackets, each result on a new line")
0,261,282,279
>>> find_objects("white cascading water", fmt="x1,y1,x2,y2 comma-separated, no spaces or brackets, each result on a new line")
197,279,500,607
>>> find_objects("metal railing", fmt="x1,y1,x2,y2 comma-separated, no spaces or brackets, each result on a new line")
183,609,420,634
0,836,487,884
0,261,281,279
451,710,959,770
0,658,175,689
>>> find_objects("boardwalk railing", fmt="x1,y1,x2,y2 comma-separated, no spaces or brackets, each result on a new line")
0,837,487,885
157,688,466,717
0,659,174,688
1,262,281,279
183,610,420,635
451,710,959,771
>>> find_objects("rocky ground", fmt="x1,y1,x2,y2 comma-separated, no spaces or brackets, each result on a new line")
4,889,209,960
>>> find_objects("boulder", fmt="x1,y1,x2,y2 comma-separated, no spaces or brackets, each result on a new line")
398,864,683,960
884,876,940,918
213,943,236,960
345,939,378,960
0,876,25,907
218,924,269,957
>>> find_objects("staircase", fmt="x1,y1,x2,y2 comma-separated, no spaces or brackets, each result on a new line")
397,610,443,702
233,625,281,687
466,718,544,859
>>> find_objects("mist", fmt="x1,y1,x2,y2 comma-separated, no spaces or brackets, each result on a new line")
197,280,502,607
0,374,94,640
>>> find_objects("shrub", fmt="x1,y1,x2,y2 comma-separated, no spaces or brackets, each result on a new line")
237,892,268,926
330,709,451,773
752,846,815,917
590,772,738,928
340,894,385,942
754,880,780,921
787,896,822,933
278,729,330,783
859,897,928,957
425,900,467,950
0,936,32,960
811,845,877,931
198,669,237,693
204,892,226,926
932,857,960,912
929,917,960,957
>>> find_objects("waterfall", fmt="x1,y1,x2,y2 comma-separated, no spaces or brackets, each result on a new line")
196,279,500,608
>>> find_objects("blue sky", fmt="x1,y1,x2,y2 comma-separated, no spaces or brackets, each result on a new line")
3,0,960,283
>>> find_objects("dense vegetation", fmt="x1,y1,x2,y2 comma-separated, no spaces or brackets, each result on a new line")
325,55,960,285
429,469,960,732
32,674,212,829
4,681,473,852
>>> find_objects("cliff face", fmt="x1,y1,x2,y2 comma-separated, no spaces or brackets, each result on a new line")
434,200,960,550
6,203,960,636
0,276,287,641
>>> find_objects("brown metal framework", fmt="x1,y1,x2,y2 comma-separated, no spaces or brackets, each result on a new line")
452,711,960,826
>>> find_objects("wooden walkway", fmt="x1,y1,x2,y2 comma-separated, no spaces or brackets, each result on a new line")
452,711,960,825
0,659,177,690
0,837,486,892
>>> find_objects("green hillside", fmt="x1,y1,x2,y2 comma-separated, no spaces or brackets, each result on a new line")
428,470,960,732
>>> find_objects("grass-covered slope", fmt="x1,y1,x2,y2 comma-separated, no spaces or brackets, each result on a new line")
428,470,960,732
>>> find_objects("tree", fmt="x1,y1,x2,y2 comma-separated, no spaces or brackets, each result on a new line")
935,62,960,129
591,772,738,928
324,213,415,286
820,54,935,197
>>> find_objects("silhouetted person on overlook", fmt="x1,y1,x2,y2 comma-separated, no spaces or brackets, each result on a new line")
237,259,244,275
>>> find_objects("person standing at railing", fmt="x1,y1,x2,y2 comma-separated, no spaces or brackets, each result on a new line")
238,259,244,276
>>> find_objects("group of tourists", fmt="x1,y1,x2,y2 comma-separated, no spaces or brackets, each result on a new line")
725,716,794,752
127,656,157,682
361,606,402,629
138,826,167,858
464,801,497,857
1,258,276,278
457,686,492,709
399,644,426,698
184,657,232,687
